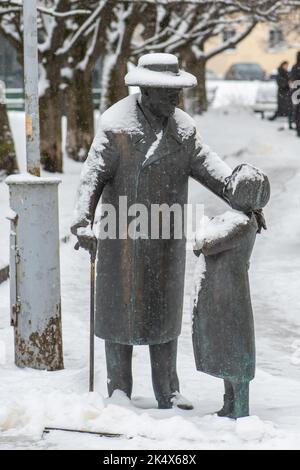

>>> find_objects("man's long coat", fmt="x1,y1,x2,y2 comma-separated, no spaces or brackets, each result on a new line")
72,93,231,345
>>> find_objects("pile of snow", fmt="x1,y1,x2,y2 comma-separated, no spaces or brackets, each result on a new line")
210,81,276,109
0,388,289,449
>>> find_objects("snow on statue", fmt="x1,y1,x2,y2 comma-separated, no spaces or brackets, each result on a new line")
71,53,233,410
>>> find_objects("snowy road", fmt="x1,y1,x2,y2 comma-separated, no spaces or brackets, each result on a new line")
1,109,300,450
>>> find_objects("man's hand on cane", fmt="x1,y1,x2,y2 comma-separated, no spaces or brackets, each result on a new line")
74,226,97,260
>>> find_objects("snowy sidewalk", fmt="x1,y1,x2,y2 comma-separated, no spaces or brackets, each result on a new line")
1,109,300,450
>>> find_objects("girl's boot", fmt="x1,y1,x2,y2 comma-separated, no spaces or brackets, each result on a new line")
217,381,234,417
228,382,250,420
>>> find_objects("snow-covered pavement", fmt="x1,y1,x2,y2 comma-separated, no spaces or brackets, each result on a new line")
1,109,300,450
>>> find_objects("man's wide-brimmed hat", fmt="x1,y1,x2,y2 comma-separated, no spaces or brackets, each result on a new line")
125,53,197,88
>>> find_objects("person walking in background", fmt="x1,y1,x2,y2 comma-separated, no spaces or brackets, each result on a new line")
269,61,293,129
290,52,300,137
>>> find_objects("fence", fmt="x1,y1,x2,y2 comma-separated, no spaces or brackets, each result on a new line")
3,87,102,111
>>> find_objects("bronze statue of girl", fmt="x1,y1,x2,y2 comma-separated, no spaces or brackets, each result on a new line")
193,164,270,419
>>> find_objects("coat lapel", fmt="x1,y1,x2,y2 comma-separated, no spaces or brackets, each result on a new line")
142,117,182,169
132,103,183,169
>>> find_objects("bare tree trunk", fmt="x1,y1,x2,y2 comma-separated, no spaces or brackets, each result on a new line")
100,49,131,113
66,69,94,162
103,56,128,111
38,1,69,174
182,49,207,115
100,3,141,112
39,87,63,173
0,102,18,176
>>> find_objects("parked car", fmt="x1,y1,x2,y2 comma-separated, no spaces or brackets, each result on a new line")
206,69,222,80
225,63,266,81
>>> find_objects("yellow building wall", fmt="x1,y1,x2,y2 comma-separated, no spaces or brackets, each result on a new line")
207,23,300,76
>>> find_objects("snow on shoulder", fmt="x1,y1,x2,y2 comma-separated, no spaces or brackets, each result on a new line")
173,109,231,180
173,107,197,139
195,211,249,249
99,94,142,134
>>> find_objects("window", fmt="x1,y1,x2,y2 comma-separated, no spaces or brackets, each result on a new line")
268,28,285,50
223,28,236,50
0,32,23,88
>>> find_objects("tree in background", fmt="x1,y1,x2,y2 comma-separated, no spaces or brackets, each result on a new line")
0,82,18,177
1,0,300,172
134,0,300,114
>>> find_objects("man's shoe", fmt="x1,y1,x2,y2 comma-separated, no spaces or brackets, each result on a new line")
171,392,194,411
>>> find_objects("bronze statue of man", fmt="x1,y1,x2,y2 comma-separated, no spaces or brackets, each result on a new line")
71,53,232,409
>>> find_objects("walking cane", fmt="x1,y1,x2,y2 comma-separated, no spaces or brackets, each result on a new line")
89,248,96,393
74,239,97,392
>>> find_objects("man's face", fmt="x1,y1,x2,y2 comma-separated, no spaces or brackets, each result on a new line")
141,87,182,118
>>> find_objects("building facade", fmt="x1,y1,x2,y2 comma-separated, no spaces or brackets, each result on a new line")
207,23,300,77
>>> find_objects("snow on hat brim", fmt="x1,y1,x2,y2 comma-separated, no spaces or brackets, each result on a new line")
125,68,197,88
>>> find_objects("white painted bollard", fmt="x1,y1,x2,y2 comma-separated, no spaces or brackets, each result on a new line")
6,175,64,371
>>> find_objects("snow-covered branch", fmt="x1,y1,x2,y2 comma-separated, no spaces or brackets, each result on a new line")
55,1,108,56
205,21,258,61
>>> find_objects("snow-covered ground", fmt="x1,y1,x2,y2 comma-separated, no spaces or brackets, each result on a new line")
0,108,300,450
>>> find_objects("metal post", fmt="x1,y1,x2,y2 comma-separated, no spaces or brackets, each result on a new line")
23,0,40,176
5,1,64,371
6,176,64,371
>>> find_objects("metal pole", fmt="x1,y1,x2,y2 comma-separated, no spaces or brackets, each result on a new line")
4,1,64,371
23,0,40,176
